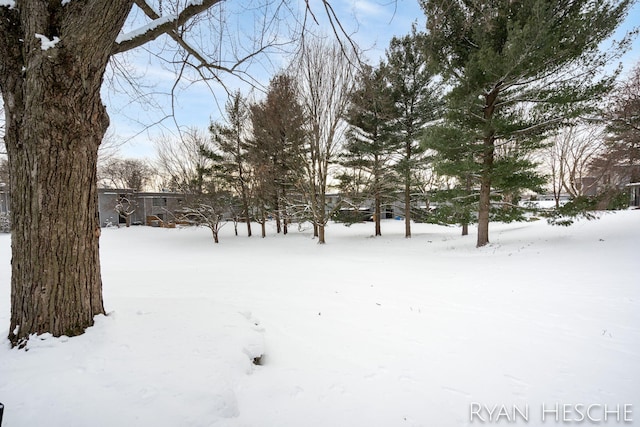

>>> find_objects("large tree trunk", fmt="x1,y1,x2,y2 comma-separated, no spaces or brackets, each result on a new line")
281,185,288,235
477,175,491,247
404,180,411,238
373,166,381,236
477,136,495,247
374,192,381,237
274,197,282,234
477,86,500,248
1,1,133,347
7,114,107,345
403,141,412,238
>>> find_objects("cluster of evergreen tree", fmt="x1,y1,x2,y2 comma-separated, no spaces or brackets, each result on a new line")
193,38,357,243
191,73,307,241
190,0,636,246
340,25,443,239
342,0,635,246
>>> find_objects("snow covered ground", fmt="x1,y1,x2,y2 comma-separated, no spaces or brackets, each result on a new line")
1,211,639,426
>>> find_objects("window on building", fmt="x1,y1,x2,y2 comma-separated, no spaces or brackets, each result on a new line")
153,197,167,207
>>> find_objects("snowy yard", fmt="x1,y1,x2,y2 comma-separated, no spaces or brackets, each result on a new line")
1,211,639,426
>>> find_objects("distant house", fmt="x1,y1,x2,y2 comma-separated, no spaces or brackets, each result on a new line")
2,187,187,226
98,189,186,227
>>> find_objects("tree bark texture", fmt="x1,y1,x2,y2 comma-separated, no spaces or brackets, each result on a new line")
0,1,133,346
318,224,326,244
374,192,381,237
403,141,412,238
373,158,382,236
462,173,470,236
477,168,492,247
404,179,411,238
476,85,500,247
245,217,252,237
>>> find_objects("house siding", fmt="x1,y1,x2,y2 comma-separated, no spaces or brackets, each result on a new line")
98,189,185,227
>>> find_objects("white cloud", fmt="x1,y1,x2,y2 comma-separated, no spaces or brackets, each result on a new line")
352,0,386,18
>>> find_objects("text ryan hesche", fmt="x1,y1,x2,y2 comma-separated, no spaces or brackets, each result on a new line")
470,402,633,423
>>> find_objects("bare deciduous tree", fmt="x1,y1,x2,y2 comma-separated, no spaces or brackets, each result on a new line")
594,62,640,189
179,202,227,243
100,158,154,191
544,126,606,206
155,127,215,194
115,195,137,227
291,36,356,244
98,128,127,166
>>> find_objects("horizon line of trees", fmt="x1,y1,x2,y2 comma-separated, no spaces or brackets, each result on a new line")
92,22,639,245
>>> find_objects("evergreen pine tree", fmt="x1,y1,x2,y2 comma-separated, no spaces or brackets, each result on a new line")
421,0,634,246
423,126,478,235
384,25,442,238
210,91,254,237
340,63,397,236
248,73,307,235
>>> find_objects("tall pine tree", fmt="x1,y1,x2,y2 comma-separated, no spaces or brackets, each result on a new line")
423,126,478,235
341,63,397,236
249,73,306,236
385,25,442,238
421,0,634,246
210,91,254,237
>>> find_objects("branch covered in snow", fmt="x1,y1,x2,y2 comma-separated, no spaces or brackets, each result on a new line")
113,0,222,54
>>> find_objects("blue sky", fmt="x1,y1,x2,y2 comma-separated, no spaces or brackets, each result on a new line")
105,0,640,160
